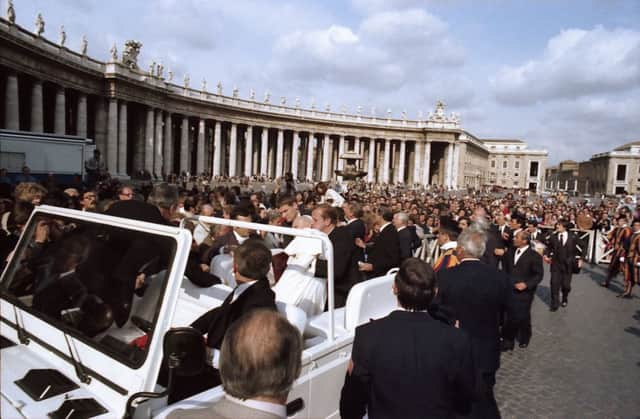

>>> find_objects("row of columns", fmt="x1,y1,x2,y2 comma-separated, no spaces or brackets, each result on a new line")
3,72,461,186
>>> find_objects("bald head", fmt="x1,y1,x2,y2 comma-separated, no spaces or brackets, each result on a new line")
219,309,302,401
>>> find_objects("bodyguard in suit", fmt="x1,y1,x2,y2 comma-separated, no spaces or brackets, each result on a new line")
435,228,510,419
200,206,261,266
343,201,366,241
394,211,416,260
312,204,360,308
167,240,277,402
544,220,583,311
340,258,474,419
358,206,401,278
167,309,302,419
501,230,544,350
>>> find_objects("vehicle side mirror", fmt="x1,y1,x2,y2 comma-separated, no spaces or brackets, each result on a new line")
163,327,207,377
125,327,206,418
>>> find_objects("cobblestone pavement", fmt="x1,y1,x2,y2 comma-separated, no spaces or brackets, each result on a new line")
495,263,640,419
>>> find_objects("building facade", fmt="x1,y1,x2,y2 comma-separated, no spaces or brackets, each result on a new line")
482,139,548,191
0,10,544,189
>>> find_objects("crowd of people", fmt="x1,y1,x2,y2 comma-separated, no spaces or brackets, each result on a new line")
1,167,638,418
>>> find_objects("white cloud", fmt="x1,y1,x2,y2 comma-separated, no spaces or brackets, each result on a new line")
491,26,640,105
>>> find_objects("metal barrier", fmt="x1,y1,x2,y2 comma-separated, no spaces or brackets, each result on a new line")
538,225,599,264
594,230,613,265
417,234,439,264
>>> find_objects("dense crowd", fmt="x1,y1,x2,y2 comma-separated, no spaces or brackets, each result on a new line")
1,166,638,418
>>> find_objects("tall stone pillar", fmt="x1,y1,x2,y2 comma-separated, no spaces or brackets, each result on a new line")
354,138,360,153
367,139,375,183
306,133,315,181
444,143,453,188
117,101,127,175
321,134,330,181
291,131,300,179
4,72,19,130
244,126,253,177
30,80,43,132
180,116,189,174
94,99,107,154
276,129,284,178
154,110,163,176
229,123,238,177
413,141,422,186
196,119,205,174
107,98,118,173
54,86,66,135
382,139,391,183
163,113,173,175
397,140,406,184
76,93,87,138
337,135,345,182
452,142,463,189
422,141,431,185
213,121,222,176
260,127,269,176
145,107,155,174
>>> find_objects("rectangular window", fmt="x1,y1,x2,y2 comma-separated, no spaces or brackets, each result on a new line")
529,161,539,177
617,164,627,181
503,161,508,169
514,161,520,169
491,160,496,168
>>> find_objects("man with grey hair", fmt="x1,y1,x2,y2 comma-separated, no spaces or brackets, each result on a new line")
167,309,301,419
434,228,510,419
393,211,415,261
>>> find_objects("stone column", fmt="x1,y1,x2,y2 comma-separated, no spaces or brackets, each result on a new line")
383,139,391,183
321,134,330,181
450,143,459,189
337,135,345,182
443,143,452,188
291,131,300,179
422,141,431,185
144,108,155,173
397,139,406,184
367,138,375,183
244,125,253,177
54,86,66,135
229,123,238,177
180,116,189,174
4,72,19,130
154,110,164,176
94,99,107,154
30,80,43,132
107,98,118,173
76,93,87,138
260,127,268,176
117,101,127,175
413,141,422,186
163,113,173,175
212,121,222,176
196,119,205,174
276,129,284,178
306,133,315,181
354,138,361,153
453,142,464,189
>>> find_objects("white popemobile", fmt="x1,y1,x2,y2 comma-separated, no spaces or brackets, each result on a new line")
0,205,398,418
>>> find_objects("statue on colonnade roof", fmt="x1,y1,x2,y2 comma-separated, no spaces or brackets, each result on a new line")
122,40,142,69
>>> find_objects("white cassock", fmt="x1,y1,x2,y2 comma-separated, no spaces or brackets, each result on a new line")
273,230,326,317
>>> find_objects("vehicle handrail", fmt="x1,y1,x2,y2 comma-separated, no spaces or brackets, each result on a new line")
180,215,337,341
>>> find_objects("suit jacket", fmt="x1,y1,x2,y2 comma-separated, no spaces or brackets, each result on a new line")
315,226,360,308
397,227,415,260
166,396,283,419
545,231,582,273
191,279,276,349
345,218,366,241
340,310,474,419
201,231,262,264
434,260,510,373
366,224,401,278
504,247,543,319
481,228,500,268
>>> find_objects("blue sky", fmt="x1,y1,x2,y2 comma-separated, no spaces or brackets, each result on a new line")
7,0,640,164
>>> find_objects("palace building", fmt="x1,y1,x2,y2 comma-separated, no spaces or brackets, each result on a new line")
0,9,547,190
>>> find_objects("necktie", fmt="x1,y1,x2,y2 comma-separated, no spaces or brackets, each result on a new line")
515,248,522,264
561,233,566,246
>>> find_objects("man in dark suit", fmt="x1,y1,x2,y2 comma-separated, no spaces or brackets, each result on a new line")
394,211,418,261
343,201,366,241
501,230,544,350
200,206,260,266
544,220,583,311
312,204,360,308
358,206,401,278
435,228,510,419
167,240,277,402
340,258,474,419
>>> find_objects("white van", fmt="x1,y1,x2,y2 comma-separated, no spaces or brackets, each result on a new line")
0,205,398,418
